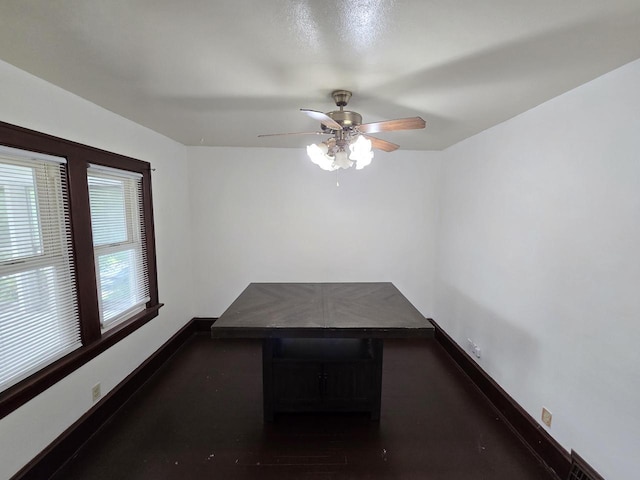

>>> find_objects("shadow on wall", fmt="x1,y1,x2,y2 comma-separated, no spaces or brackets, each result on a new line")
435,281,539,396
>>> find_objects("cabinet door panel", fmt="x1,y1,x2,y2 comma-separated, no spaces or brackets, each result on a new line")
272,363,322,408
323,362,373,406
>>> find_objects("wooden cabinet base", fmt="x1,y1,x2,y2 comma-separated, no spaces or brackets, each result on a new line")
262,338,383,421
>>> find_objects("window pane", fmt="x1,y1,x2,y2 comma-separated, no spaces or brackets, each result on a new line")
96,249,139,323
1,265,80,388
0,164,42,261
88,176,127,246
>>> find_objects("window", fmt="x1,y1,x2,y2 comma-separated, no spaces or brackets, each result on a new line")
0,121,160,419
0,149,80,391
88,166,149,328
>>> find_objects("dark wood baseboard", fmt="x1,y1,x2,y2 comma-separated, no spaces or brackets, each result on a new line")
193,316,217,332
570,450,605,480
11,318,213,480
431,319,571,480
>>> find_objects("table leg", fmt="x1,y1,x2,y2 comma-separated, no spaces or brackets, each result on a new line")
371,339,384,421
262,338,275,422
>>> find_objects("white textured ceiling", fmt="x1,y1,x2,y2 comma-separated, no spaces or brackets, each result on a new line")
1,0,640,150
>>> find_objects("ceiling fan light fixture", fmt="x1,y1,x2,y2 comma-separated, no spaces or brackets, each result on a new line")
262,90,425,173
263,90,425,174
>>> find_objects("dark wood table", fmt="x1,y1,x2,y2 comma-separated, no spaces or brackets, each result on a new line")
211,282,434,421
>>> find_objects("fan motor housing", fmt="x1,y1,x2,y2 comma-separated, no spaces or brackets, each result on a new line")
323,110,362,130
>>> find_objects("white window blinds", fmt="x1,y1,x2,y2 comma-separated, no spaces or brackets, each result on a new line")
88,165,149,329
0,147,81,391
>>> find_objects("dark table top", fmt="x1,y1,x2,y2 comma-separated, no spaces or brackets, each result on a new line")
211,282,434,339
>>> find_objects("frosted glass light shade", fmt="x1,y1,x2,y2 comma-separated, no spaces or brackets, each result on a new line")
349,135,373,169
307,143,336,171
333,150,353,169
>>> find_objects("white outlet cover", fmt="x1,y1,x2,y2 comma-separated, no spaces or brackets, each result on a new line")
92,383,101,402
541,407,552,427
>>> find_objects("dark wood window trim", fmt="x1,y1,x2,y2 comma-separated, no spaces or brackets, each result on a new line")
0,120,162,420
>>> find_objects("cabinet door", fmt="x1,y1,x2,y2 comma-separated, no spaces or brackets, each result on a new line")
322,362,374,408
272,362,323,409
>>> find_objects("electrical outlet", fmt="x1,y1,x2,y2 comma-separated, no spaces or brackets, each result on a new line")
92,383,101,403
541,407,552,427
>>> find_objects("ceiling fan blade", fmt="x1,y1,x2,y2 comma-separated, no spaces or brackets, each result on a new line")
363,134,399,152
300,109,343,130
258,131,327,137
357,117,426,134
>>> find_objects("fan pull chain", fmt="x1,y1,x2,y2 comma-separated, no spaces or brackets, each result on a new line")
336,169,340,187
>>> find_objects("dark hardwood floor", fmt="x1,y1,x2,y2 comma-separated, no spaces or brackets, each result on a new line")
51,334,556,480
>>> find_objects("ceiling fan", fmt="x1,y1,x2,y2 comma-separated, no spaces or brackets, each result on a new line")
258,90,426,171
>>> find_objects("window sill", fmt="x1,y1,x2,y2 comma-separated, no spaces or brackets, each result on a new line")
0,303,163,420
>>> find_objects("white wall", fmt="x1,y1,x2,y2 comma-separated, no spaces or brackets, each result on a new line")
187,147,439,317
436,58,640,480
0,59,195,479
